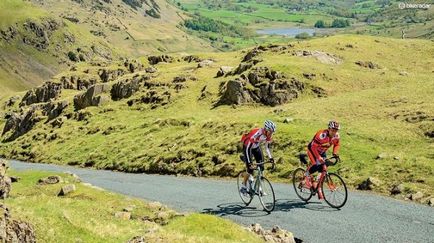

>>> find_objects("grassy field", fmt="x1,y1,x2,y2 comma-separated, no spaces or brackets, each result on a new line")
1,35,433,203
5,169,263,242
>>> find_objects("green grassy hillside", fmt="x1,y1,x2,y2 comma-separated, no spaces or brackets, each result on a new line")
1,35,433,202
6,170,263,242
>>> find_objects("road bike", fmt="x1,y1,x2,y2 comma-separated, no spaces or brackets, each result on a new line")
292,155,348,208
237,155,276,212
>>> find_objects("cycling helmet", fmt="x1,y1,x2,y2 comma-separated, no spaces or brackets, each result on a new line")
264,120,276,132
328,120,341,130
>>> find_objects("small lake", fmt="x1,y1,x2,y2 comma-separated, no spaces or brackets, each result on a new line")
256,27,316,37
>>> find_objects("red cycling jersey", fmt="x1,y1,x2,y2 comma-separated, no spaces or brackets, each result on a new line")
307,129,340,164
241,128,273,161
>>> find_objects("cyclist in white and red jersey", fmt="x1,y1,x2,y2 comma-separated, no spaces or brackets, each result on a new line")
239,120,276,194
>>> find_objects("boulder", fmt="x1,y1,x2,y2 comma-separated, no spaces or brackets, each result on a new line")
376,153,388,160
242,48,262,62
283,117,294,123
73,84,110,110
43,100,69,120
197,59,213,68
20,82,62,106
145,66,157,73
58,184,76,196
428,198,434,207
128,236,146,243
231,63,254,75
410,191,424,201
182,55,201,63
217,79,253,105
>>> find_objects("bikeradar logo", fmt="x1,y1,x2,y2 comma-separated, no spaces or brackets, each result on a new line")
398,2,431,9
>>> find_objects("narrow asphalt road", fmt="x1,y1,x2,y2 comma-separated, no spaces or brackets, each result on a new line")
10,160,434,243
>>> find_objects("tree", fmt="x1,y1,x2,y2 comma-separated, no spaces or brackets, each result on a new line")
314,20,326,28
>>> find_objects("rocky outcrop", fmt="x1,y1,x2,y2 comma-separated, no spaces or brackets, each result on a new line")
22,18,62,50
230,63,254,75
110,78,141,101
73,84,110,110
218,67,305,107
183,55,201,63
60,75,98,90
20,82,62,106
148,55,173,65
98,68,126,83
127,90,171,109
4,96,20,107
0,160,11,199
0,204,36,243
124,59,144,73
2,108,43,142
43,100,69,121
197,59,213,68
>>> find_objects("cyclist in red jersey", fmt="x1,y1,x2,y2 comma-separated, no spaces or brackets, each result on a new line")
239,120,276,194
304,120,341,199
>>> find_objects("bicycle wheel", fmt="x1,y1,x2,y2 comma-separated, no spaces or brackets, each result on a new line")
292,168,313,202
237,171,253,206
322,172,348,208
258,177,275,212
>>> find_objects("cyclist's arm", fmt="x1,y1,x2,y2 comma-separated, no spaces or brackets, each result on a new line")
265,141,272,159
332,136,340,155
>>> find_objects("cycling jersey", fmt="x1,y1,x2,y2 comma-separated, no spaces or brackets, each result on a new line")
307,129,340,165
241,128,272,164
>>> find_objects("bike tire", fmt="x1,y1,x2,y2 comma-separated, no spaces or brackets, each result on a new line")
258,177,275,213
237,171,253,206
292,168,313,202
322,172,348,209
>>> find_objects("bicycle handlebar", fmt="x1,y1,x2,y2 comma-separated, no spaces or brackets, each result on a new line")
325,156,340,166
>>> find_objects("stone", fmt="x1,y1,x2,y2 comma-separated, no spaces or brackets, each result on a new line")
428,198,434,206
390,184,404,195
10,176,20,183
283,117,294,123
58,184,76,196
216,66,233,77
115,211,131,220
20,82,62,106
0,204,36,243
410,191,423,201
73,84,109,110
357,177,381,190
110,78,140,101
197,59,213,68
376,153,388,160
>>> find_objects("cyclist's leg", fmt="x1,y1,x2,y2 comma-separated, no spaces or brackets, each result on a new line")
252,147,264,172
242,144,254,185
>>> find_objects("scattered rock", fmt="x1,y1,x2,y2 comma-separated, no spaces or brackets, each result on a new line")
357,177,381,190
123,206,134,212
2,108,44,142
399,71,409,76
114,211,131,220
283,117,294,123
60,75,98,90
43,100,69,121
376,153,388,160
20,82,62,106
355,61,380,69
58,184,76,196
247,224,295,243
242,48,262,62
390,184,404,195
230,62,254,75
410,191,424,201
145,66,157,73
124,59,144,73
73,84,110,110
128,236,146,243
428,198,434,206
182,55,201,63
148,201,163,210
38,175,62,185
303,73,316,80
